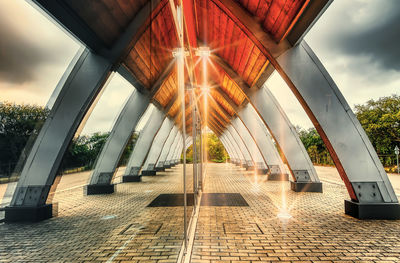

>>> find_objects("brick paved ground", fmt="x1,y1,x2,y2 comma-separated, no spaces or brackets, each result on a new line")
192,163,400,263
1,163,400,262
0,166,189,263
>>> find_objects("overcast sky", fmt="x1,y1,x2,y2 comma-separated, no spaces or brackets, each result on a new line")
0,0,399,134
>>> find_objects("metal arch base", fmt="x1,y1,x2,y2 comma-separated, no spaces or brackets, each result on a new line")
4,204,53,223
344,200,400,220
85,184,115,195
290,181,322,193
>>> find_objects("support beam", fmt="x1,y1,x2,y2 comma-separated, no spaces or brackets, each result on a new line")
165,131,182,168
86,91,150,194
226,125,254,169
219,134,238,164
231,118,268,174
238,103,289,180
222,132,246,166
141,118,175,176
276,41,399,218
123,107,165,181
5,48,113,222
214,55,320,189
156,126,179,170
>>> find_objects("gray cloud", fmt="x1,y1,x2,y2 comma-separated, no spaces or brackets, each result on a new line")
308,0,400,72
0,15,47,84
335,1,400,71
0,1,78,85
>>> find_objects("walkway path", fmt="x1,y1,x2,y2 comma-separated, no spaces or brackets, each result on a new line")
1,164,400,262
191,163,400,262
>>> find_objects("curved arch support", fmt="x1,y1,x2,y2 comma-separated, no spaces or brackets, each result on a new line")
238,104,288,179
123,108,165,181
5,48,113,222
223,130,247,167
276,41,399,218
227,125,255,170
86,91,150,194
141,118,174,176
156,126,179,171
249,88,321,190
219,134,239,164
165,132,182,167
231,118,269,174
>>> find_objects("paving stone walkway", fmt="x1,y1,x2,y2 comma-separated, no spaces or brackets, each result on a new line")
0,166,188,263
192,163,400,263
1,163,400,262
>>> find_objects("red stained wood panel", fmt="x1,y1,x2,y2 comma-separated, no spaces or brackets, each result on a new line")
236,0,308,41
124,3,178,89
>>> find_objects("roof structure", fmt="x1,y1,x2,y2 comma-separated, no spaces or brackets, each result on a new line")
33,0,330,135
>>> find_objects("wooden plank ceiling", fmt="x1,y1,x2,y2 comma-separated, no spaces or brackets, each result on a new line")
64,0,309,133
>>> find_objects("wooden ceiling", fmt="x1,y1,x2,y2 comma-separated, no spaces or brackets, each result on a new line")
59,0,311,133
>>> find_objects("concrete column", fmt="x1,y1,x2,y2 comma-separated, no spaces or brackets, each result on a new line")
167,132,182,167
219,135,237,163
165,131,181,168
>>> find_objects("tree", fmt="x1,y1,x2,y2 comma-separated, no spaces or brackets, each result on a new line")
354,95,400,154
0,102,49,175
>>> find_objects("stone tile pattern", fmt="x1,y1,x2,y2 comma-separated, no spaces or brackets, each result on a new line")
192,163,400,263
0,165,190,263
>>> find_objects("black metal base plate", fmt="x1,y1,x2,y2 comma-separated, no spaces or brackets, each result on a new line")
155,167,165,172
345,200,400,220
290,181,323,193
201,193,249,206
147,193,249,207
122,175,141,182
5,204,53,222
268,173,289,181
147,193,194,207
85,184,114,195
141,170,157,176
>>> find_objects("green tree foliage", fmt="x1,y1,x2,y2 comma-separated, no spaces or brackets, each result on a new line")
207,133,228,162
0,102,49,174
184,133,228,163
297,95,400,168
354,95,400,166
0,102,138,176
297,127,334,165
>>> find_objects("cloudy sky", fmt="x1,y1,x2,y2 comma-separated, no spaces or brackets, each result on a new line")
0,0,399,134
